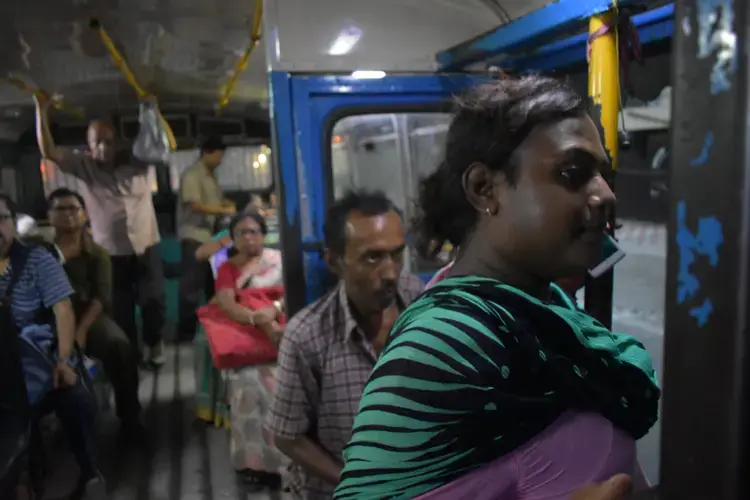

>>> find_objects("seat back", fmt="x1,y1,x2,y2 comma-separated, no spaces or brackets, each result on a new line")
210,246,230,279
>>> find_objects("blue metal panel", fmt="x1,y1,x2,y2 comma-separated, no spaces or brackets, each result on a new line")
269,72,298,229
501,4,674,71
270,73,486,311
436,0,643,71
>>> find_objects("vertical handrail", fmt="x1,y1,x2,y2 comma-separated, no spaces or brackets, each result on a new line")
584,8,620,327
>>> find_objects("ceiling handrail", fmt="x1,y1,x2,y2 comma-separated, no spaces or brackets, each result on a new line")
89,17,177,150
216,0,263,115
4,75,84,119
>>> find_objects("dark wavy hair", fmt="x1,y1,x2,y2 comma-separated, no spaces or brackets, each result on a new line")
228,209,268,239
412,75,587,259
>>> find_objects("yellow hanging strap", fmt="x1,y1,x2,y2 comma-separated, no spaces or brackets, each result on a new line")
216,0,263,114
89,18,177,151
5,76,84,119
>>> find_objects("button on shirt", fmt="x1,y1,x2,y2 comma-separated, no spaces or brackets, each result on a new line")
265,274,425,500
48,151,159,256
176,160,224,243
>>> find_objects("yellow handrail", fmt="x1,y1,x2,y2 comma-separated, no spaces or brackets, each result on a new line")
5,76,84,119
89,18,149,99
89,18,177,150
216,0,263,114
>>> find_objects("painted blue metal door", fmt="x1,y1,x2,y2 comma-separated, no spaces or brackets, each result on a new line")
269,72,485,314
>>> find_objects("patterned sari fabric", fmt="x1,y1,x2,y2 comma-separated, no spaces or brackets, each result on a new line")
228,365,289,474
213,252,289,474
193,325,230,428
334,276,660,500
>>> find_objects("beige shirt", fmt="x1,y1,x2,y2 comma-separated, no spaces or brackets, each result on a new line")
49,150,160,256
177,159,223,243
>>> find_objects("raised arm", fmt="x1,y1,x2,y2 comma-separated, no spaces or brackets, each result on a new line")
34,96,84,175
34,96,63,164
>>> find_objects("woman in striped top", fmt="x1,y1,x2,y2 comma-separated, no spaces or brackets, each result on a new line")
334,76,659,500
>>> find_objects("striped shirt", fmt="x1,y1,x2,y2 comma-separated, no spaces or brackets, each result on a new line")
1,244,73,333
265,274,425,500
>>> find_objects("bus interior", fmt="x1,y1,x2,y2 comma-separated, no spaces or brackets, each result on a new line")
0,0,744,499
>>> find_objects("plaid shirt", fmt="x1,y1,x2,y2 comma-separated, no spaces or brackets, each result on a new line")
265,274,425,499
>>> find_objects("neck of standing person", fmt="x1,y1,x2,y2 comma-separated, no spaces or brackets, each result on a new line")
451,243,552,301
349,296,401,356
56,228,85,260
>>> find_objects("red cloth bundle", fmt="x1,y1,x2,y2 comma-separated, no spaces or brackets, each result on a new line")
197,286,285,369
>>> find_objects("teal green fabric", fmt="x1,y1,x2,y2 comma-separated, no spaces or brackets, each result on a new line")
334,276,660,500
212,229,229,242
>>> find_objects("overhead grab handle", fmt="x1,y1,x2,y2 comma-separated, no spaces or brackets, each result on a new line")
216,0,263,115
89,17,177,151
5,75,84,119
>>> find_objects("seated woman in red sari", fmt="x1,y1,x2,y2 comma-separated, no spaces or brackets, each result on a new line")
214,210,288,492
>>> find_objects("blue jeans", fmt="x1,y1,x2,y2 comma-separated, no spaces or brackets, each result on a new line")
19,325,99,479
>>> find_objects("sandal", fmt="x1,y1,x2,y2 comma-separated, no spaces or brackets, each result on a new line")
235,469,264,493
259,472,282,491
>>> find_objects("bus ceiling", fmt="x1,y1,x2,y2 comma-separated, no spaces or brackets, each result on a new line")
435,0,674,72
0,0,270,123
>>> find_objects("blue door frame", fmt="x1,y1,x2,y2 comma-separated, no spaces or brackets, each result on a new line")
269,72,485,314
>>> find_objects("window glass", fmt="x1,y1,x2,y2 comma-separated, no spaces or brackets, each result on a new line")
330,113,453,276
167,145,273,192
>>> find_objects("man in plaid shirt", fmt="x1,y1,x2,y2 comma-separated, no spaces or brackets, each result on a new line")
265,191,424,499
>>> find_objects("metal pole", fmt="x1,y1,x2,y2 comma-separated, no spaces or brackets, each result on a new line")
660,0,750,498
584,10,618,328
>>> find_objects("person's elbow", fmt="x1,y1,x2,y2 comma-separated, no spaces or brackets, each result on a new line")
195,242,216,261
186,200,203,214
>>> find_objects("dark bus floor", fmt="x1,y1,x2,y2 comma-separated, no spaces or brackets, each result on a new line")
41,344,285,500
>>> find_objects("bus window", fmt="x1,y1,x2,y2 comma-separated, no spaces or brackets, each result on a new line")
167,145,273,193
330,112,452,276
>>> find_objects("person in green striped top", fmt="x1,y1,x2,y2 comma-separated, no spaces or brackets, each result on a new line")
333,76,659,500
